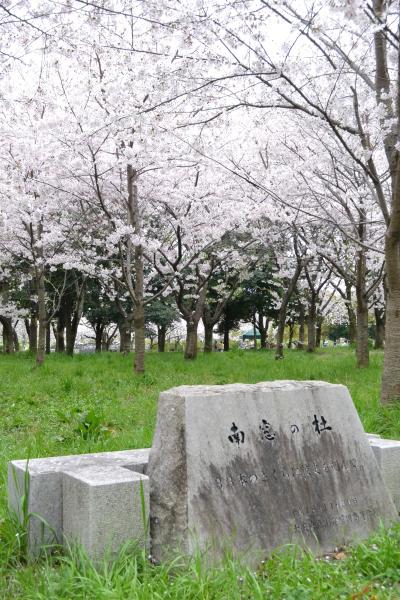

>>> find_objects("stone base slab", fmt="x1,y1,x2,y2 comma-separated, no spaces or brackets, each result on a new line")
370,439,400,511
8,449,149,558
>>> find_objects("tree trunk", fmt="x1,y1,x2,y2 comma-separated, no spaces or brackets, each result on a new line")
258,315,268,349
307,295,317,353
316,316,323,348
67,318,80,355
126,164,145,374
276,258,306,360
252,318,257,349
134,301,145,372
46,323,51,354
381,288,400,402
355,244,369,368
275,311,286,359
356,305,369,368
27,316,38,354
55,314,65,352
185,319,199,359
345,283,356,345
12,327,19,352
95,323,103,352
298,303,305,351
65,320,73,356
158,325,166,352
36,269,47,365
288,321,294,349
65,289,85,356
260,328,267,348
374,0,400,401
348,308,357,345
204,322,214,353
119,320,132,354
0,317,14,353
374,307,385,350
223,322,230,351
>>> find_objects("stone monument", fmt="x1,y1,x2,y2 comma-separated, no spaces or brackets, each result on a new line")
148,381,398,563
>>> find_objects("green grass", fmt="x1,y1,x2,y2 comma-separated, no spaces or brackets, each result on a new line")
1,348,400,598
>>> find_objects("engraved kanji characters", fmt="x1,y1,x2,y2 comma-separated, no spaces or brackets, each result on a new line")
259,418,276,441
228,422,245,444
312,414,332,435
226,415,333,444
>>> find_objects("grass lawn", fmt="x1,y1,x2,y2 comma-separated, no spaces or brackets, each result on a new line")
1,348,400,598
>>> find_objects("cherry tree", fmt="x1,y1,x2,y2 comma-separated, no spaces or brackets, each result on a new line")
148,159,257,359
0,83,90,363
173,0,400,401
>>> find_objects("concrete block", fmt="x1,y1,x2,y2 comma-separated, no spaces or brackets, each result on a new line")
8,448,149,556
8,462,62,553
370,439,400,511
63,465,149,560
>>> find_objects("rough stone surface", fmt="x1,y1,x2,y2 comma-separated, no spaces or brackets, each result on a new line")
148,381,398,562
8,449,149,556
370,439,400,511
63,465,149,560
8,464,62,553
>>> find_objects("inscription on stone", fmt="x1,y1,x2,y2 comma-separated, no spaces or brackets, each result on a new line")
148,381,398,563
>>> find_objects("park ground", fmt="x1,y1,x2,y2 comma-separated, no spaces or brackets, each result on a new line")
0,348,400,598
